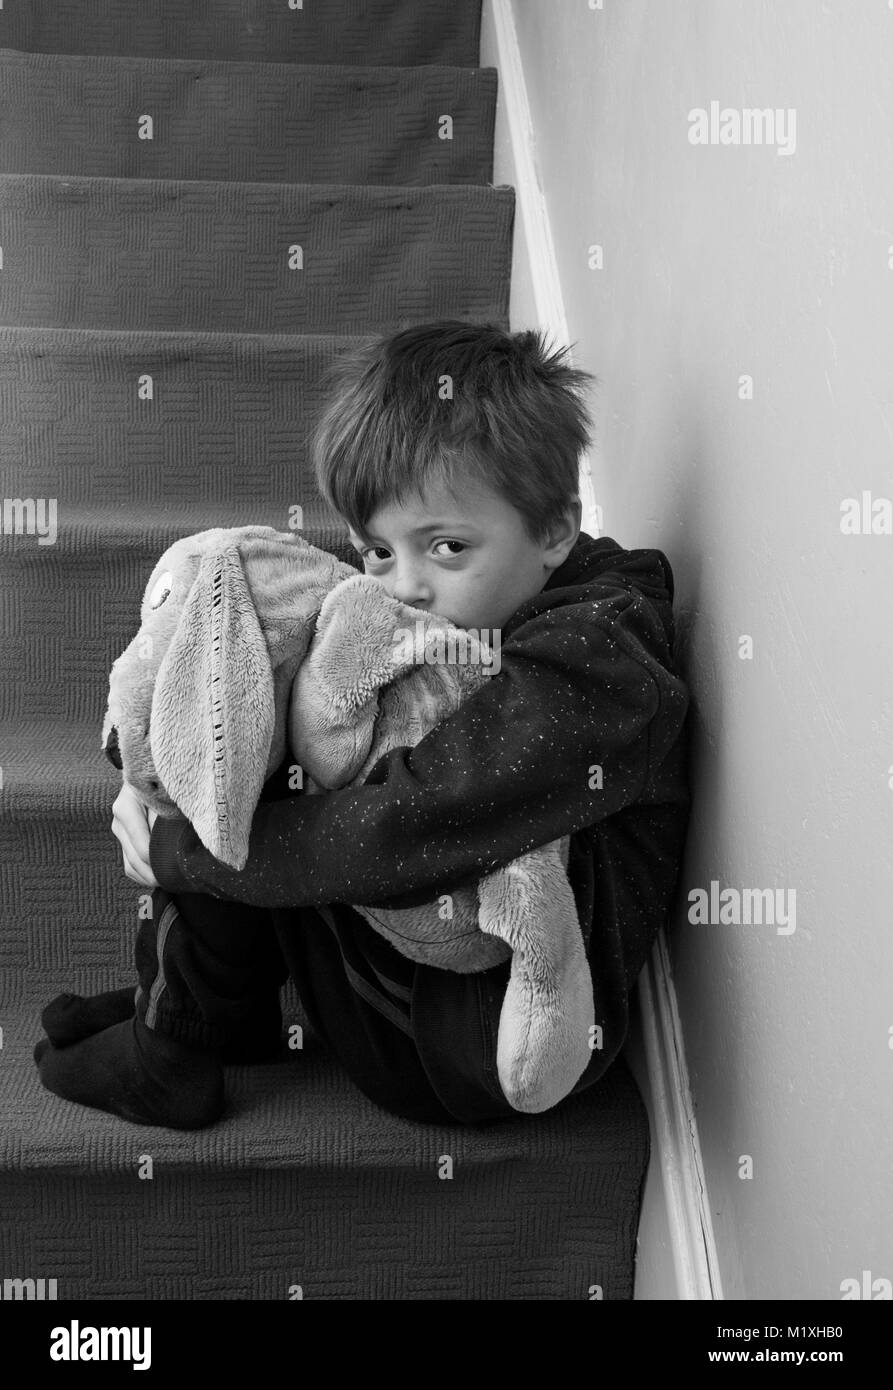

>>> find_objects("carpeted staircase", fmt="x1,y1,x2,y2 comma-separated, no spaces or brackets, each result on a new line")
0,0,650,1299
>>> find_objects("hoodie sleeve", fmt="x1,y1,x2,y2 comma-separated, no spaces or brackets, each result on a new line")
149,589,688,909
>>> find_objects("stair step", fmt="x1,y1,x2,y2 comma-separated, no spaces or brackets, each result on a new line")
0,715,294,979
0,717,117,818
0,716,133,982
0,506,361,723
0,325,372,513
0,716,218,979
0,0,484,69
0,51,497,186
0,995,646,1300
0,174,514,333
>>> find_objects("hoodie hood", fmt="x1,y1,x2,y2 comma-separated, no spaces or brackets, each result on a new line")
546,530,675,605
501,529,679,658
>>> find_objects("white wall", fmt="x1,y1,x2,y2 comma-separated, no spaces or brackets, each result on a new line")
501,0,893,1300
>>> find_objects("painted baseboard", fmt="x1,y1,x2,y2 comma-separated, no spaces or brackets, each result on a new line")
480,0,720,1301
480,0,601,539
633,934,723,1298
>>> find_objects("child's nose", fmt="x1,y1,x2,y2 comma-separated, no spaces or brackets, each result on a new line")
391,568,434,611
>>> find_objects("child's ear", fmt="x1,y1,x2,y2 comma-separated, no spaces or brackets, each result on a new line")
151,545,275,870
543,498,582,567
550,500,584,558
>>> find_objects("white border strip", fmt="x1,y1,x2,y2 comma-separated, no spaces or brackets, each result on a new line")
485,0,719,1300
486,0,601,539
638,932,724,1298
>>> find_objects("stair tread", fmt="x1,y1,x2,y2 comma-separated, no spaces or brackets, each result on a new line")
0,321,367,349
0,718,142,817
0,0,484,69
0,50,497,186
0,47,495,83
0,326,367,524
0,174,514,335
0,169,511,196
0,997,638,1176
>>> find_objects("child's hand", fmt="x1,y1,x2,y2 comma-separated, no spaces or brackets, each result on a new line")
111,783,160,889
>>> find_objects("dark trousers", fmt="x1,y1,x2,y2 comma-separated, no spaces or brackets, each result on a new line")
134,884,523,1125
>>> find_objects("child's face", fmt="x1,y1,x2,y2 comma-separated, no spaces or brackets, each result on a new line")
347,475,581,633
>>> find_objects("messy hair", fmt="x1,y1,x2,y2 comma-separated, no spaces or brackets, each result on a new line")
310,319,596,545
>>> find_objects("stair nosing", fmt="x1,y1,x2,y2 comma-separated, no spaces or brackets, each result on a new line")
0,169,512,197
0,46,498,83
0,324,376,345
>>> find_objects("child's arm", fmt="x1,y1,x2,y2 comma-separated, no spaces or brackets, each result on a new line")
149,588,689,909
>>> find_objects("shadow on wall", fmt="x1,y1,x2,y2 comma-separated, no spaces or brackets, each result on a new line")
665,399,721,779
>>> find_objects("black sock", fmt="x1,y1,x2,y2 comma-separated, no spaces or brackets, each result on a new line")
41,987,283,1063
42,987,137,1046
34,1017,225,1130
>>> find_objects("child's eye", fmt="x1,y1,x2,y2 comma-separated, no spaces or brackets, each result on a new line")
360,541,466,562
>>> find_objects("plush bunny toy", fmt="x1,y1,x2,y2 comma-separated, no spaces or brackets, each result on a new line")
102,526,595,1113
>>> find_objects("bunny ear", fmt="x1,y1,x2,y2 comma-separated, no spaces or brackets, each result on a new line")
477,841,594,1113
151,545,275,870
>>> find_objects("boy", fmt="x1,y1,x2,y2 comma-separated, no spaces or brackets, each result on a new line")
34,320,691,1129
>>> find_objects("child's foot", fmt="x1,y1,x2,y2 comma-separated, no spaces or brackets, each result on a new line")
42,987,136,1046
41,987,283,1064
34,1017,225,1129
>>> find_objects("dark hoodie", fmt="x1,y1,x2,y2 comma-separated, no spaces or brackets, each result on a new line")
149,530,691,1092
